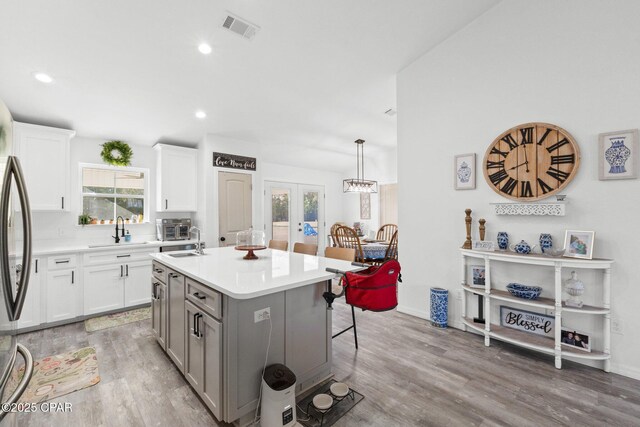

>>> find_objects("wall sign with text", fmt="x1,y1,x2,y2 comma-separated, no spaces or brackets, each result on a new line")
212,152,257,171
500,305,554,338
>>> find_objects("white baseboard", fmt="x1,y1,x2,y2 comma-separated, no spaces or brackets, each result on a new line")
396,305,430,320
611,363,640,381
396,305,465,330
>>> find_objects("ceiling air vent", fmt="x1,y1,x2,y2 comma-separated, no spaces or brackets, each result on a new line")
222,13,260,40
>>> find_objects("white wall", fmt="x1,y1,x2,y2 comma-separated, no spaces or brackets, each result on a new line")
31,136,192,247
397,0,640,379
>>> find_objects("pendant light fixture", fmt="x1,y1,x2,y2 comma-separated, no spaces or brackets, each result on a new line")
343,139,378,193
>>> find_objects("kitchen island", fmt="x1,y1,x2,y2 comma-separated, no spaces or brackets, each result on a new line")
149,246,359,426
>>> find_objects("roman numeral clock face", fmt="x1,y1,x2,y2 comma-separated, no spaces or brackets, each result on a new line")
483,123,580,201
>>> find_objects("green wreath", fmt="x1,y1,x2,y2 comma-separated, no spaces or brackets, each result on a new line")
101,140,132,166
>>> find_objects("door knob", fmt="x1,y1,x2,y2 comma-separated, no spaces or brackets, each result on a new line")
220,236,226,242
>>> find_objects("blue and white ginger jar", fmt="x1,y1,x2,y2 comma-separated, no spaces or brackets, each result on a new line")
457,161,472,183
539,233,553,254
605,137,631,174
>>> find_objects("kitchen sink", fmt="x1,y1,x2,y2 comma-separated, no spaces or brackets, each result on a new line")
169,252,200,258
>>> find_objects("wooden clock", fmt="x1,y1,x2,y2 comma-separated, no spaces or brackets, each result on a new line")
483,122,580,201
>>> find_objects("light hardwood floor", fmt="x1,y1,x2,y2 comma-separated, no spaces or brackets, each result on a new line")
13,301,640,427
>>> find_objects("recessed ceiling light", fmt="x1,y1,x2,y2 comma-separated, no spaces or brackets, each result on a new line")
195,110,207,119
33,72,53,83
198,43,212,55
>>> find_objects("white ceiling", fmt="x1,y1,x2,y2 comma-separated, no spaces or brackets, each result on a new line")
0,0,498,171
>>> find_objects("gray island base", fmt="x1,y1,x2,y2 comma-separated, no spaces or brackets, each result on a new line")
149,246,359,425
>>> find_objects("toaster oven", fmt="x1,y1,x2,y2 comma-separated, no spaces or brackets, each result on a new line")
156,218,192,241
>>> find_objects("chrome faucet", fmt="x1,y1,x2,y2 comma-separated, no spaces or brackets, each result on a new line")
190,226,204,255
113,216,125,244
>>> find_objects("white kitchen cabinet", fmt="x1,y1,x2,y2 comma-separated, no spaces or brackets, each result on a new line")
17,258,41,329
155,144,198,212
124,260,152,307
83,264,124,315
13,122,75,211
84,260,151,314
46,268,79,322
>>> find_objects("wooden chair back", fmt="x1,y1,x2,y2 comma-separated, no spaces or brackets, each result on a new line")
384,230,398,261
377,224,398,243
293,242,318,256
334,226,365,263
324,247,356,262
329,223,344,247
268,240,288,251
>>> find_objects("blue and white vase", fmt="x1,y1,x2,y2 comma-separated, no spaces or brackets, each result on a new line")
605,137,631,174
430,288,448,328
497,232,509,250
539,233,553,253
457,161,471,183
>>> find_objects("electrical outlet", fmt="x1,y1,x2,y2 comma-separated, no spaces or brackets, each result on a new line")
612,316,623,335
254,307,271,323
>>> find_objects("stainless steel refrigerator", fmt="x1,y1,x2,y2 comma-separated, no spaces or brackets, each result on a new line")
0,98,34,423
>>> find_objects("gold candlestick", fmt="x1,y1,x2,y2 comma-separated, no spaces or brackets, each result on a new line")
462,209,472,249
479,218,486,241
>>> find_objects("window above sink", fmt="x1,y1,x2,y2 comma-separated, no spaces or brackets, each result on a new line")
79,163,150,225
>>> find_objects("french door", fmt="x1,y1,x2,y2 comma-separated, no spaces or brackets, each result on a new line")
264,182,325,253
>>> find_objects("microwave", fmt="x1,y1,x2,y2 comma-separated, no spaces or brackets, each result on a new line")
156,218,192,241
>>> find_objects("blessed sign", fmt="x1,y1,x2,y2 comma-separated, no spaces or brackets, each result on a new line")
500,306,554,338
212,152,256,171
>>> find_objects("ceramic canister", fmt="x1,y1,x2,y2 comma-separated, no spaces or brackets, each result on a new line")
430,287,448,328
497,232,509,250
539,233,552,253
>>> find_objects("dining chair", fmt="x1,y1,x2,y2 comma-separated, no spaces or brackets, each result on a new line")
293,242,318,256
334,226,365,263
384,230,398,261
329,223,344,247
324,247,357,312
324,247,356,262
376,224,398,243
268,239,288,251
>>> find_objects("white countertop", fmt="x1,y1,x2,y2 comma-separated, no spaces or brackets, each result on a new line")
31,239,201,257
150,246,362,300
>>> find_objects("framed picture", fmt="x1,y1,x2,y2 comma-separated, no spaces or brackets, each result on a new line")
360,193,371,219
470,265,485,288
561,327,591,352
500,306,554,338
472,241,495,252
454,153,476,190
563,230,595,259
598,129,639,180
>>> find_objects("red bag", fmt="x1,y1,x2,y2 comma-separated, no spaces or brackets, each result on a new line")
344,260,401,312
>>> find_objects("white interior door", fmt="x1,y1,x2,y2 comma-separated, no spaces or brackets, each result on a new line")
218,171,252,247
265,182,325,252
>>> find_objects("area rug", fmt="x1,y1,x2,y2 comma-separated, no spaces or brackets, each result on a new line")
297,379,364,427
4,347,100,403
84,306,151,332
